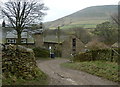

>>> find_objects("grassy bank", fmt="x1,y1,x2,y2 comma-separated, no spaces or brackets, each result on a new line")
2,69,49,85
61,61,119,82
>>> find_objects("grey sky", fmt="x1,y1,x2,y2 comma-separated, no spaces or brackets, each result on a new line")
43,0,119,22
0,0,119,23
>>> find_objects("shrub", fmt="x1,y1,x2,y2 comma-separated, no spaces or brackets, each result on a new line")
33,47,49,58
86,40,108,50
54,49,62,57
73,52,92,62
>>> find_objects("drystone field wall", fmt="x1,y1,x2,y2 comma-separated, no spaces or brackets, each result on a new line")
2,45,40,80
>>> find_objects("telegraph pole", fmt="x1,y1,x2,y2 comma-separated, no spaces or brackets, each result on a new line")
58,26,60,45
57,26,60,57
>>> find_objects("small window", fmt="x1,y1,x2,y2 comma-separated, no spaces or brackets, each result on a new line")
7,39,10,43
72,38,76,53
73,49,76,51
73,38,76,42
72,38,76,47
7,39,16,43
21,39,27,43
11,39,15,43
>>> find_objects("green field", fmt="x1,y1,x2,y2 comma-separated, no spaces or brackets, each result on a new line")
49,19,108,30
49,24,96,29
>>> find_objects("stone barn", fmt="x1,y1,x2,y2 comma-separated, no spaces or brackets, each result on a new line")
33,30,44,47
62,35,85,58
43,35,85,58
44,41,62,50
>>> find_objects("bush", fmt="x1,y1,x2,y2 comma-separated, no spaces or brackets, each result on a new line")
33,47,49,58
86,40,108,50
73,52,92,62
54,49,62,57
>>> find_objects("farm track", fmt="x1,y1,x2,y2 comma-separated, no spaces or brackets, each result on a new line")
37,59,118,85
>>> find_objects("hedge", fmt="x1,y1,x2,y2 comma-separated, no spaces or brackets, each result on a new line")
33,47,49,58
73,48,120,62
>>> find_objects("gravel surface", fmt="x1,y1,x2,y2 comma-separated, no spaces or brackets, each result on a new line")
37,58,118,85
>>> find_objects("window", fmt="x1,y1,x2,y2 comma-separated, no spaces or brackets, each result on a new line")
72,49,76,51
7,39,16,43
21,39,27,43
72,38,76,47
7,39,10,43
72,38,76,52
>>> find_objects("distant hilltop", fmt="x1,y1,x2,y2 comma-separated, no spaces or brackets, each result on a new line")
44,5,118,29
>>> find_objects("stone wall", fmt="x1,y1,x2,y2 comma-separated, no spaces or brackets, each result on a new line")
62,38,71,58
33,34,44,47
2,45,41,80
62,35,85,58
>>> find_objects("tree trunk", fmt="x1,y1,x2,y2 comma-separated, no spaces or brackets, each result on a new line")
17,31,22,45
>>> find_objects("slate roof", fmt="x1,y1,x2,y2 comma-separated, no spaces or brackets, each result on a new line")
43,35,68,43
5,30,34,43
6,31,17,38
6,31,28,38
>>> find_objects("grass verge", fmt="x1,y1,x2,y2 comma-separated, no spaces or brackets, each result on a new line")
61,61,119,82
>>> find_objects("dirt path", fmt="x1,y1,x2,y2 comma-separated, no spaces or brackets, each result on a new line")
37,59,118,85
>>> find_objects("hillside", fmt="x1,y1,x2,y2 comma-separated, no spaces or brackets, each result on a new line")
44,5,117,29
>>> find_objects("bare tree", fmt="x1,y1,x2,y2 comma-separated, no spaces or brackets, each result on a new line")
72,27,91,44
111,5,120,25
111,14,120,25
1,0,47,44
111,11,120,45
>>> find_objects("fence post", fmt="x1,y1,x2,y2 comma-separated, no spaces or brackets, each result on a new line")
111,49,114,62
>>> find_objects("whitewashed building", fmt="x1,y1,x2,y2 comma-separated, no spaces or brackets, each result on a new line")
5,30,34,44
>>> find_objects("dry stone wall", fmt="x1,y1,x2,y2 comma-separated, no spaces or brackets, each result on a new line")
2,45,41,80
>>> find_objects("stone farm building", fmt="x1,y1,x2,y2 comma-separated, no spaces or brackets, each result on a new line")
62,35,85,58
5,30,35,45
34,33,85,58
3,27,85,58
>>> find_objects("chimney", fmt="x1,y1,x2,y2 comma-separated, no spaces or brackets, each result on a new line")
2,20,5,27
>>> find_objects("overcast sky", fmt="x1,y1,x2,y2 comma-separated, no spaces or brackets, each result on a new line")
0,0,119,23
43,0,119,22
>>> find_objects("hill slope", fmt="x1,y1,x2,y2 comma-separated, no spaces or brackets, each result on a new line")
44,5,117,29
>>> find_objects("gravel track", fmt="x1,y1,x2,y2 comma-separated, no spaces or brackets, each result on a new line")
37,59,118,85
